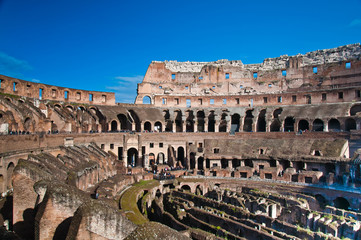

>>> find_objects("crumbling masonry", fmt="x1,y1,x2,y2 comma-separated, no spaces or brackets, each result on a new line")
0,44,361,239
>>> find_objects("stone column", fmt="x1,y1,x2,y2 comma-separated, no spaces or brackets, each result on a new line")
204,120,208,132
194,121,198,132
215,121,219,132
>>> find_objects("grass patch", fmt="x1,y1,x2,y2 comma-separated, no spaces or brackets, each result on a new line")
119,180,159,225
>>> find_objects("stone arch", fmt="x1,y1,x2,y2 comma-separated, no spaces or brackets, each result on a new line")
163,110,173,132
144,121,152,132
177,147,185,167
257,109,266,132
284,116,295,132
219,113,227,132
23,117,32,132
270,119,281,132
243,110,254,132
142,96,152,104
181,184,191,192
7,162,15,189
195,185,203,195
127,148,138,167
298,119,309,131
118,114,131,130
197,157,204,170
197,111,205,132
312,119,324,132
190,152,196,169
345,118,356,131
208,111,216,132
333,197,350,210
175,110,183,132
149,153,155,166
315,194,327,209
328,118,341,132
154,121,162,132
128,110,141,132
221,158,228,169
350,104,361,116
65,105,74,112
186,110,194,132
231,113,241,132
110,120,118,132
157,152,165,164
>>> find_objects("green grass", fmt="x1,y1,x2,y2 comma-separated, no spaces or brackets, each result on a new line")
119,180,159,225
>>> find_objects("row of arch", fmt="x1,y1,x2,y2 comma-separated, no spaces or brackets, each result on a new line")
111,114,357,133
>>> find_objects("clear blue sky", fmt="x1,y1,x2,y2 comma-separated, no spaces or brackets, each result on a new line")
0,0,360,103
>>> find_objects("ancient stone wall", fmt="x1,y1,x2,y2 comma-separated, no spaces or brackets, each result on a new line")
0,74,115,105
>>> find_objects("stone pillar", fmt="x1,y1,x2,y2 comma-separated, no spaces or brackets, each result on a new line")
215,121,219,132
204,120,208,132
194,121,198,132
324,121,328,132
173,122,177,132
162,121,166,132
226,117,231,132
140,122,144,132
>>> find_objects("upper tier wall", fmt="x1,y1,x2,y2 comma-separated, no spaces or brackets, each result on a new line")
0,74,116,105
136,44,361,104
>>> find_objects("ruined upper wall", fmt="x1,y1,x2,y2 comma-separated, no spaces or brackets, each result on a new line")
162,43,361,73
136,44,361,105
0,74,116,105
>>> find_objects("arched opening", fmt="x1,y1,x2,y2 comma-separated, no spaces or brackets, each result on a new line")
328,118,341,132
175,110,183,132
197,111,205,132
195,185,203,195
190,152,196,169
257,109,266,132
243,110,254,132
245,159,253,167
281,160,291,170
345,118,356,131
270,120,281,132
333,197,350,210
284,117,295,132
128,110,141,132
312,119,324,132
157,152,165,164
273,108,282,118
154,121,162,132
206,158,210,168
181,185,191,192
315,194,327,209
7,162,15,189
149,153,155,166
144,121,152,132
110,120,118,132
221,159,228,169
232,159,240,169
219,113,227,132
298,119,309,131
208,111,215,132
197,157,204,170
231,114,240,132
118,114,131,131
143,96,151,104
23,117,32,132
350,104,361,116
127,148,138,167
163,110,173,132
186,111,194,132
177,147,185,167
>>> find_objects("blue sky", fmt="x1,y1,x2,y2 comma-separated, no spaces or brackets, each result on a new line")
0,0,360,103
